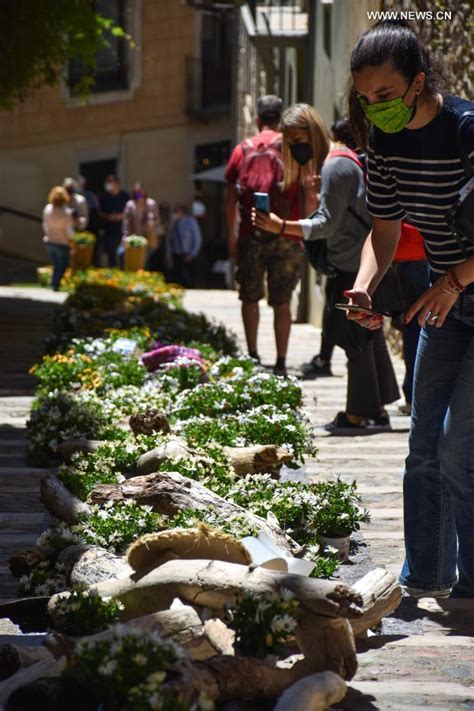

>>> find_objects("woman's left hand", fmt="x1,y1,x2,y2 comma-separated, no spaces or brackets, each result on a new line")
251,208,282,234
404,277,459,328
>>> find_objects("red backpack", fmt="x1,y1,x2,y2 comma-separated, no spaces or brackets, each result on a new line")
236,134,284,216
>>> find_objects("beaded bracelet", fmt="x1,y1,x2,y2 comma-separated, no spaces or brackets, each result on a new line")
443,270,465,295
448,267,465,292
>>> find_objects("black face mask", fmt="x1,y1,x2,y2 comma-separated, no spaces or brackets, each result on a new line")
289,142,312,165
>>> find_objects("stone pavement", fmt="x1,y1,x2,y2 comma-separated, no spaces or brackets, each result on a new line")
183,289,474,711
0,287,65,603
0,285,473,709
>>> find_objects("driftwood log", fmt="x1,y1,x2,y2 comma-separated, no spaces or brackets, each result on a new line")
129,410,171,436
62,558,364,621
87,470,300,554
55,438,103,462
0,656,60,707
223,445,293,476
56,544,133,586
274,671,347,711
9,548,50,578
136,441,293,478
0,645,52,682
350,568,402,637
47,605,230,662
40,473,90,525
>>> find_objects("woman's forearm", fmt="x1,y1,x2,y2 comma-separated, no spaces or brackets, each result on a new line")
453,257,474,288
354,223,401,295
282,220,304,238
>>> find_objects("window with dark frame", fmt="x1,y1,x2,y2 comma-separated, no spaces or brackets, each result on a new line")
69,0,129,95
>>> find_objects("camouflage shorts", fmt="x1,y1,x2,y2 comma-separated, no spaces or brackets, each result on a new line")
236,233,303,306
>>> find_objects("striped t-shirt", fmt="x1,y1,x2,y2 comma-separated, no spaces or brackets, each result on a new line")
367,95,474,274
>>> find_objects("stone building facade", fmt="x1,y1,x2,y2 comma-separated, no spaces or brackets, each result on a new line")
0,0,234,262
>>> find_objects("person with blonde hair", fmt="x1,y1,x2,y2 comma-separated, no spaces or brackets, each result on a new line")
253,105,400,433
42,186,74,290
225,97,324,375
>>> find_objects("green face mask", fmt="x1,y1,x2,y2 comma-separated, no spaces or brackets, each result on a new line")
358,83,416,133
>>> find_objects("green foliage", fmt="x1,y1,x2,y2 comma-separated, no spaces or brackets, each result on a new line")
18,561,67,597
58,435,162,501
228,475,369,544
179,405,316,464
71,231,96,247
158,443,235,497
0,1,134,110
309,478,370,538
64,626,190,710
169,508,259,540
169,372,302,420
51,588,124,636
227,588,299,658
77,500,163,554
27,391,123,465
125,235,149,248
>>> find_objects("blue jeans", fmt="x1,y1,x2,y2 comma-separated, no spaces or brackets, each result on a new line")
400,292,474,597
397,260,430,404
46,243,70,290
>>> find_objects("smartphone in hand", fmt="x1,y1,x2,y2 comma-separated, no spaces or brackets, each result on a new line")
254,192,270,213
335,303,390,317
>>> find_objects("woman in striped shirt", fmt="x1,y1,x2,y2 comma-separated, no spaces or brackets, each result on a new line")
345,21,474,598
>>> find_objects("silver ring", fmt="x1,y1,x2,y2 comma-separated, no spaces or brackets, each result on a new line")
427,313,440,322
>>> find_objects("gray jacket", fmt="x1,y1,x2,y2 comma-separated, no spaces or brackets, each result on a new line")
300,152,370,273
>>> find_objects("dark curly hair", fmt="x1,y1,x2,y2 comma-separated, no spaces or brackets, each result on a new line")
347,20,445,148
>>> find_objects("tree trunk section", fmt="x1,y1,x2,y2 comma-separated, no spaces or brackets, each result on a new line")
40,473,90,525
349,568,402,637
87,470,300,554
274,671,347,711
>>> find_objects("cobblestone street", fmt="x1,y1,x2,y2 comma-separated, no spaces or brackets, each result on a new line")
0,286,473,709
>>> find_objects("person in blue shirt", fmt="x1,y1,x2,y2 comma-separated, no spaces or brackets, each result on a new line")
170,203,202,287
98,174,129,267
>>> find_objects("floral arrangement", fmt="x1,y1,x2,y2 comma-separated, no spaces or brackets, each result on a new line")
51,588,124,636
76,500,163,554
169,372,302,420
19,560,67,597
124,234,149,249
227,588,299,658
71,231,96,247
310,478,371,538
169,508,259,540
228,474,369,545
178,405,315,464
62,626,194,710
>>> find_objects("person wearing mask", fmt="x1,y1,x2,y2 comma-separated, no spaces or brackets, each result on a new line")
99,174,129,267
42,186,74,290
253,104,400,433
63,177,88,232
170,204,202,287
345,21,474,598
225,96,315,376
121,183,160,269
301,117,366,379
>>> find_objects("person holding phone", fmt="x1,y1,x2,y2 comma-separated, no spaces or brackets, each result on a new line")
253,108,400,434
345,21,474,598
224,95,307,376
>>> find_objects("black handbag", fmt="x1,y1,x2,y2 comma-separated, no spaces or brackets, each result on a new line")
447,109,474,249
303,238,336,276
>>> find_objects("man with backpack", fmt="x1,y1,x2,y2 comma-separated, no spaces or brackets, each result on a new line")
224,95,301,376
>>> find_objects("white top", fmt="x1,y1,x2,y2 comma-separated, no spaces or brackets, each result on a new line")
42,204,74,246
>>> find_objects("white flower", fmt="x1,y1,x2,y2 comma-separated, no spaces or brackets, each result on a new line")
132,653,147,666
98,659,117,676
270,614,297,635
280,587,295,601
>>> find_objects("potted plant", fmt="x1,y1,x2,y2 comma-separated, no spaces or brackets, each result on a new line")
315,479,370,561
70,231,96,270
124,234,148,272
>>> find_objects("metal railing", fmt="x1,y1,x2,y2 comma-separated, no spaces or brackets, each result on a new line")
247,0,306,33
0,205,41,223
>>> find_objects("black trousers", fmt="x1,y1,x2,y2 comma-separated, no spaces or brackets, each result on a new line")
325,270,400,418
